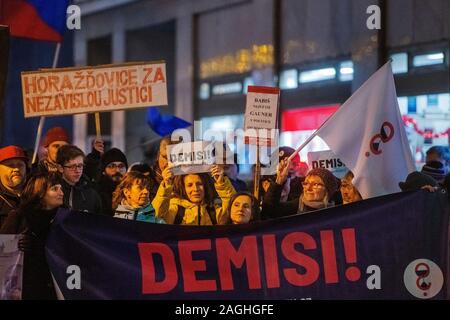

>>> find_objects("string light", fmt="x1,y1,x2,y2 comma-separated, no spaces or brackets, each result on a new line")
402,115,449,138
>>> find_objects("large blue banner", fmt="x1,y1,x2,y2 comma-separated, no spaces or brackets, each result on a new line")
46,190,449,300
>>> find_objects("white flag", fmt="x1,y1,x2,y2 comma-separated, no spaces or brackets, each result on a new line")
315,62,415,199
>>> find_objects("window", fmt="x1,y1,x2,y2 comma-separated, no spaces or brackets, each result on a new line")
413,52,445,67
199,83,210,100
390,53,408,74
211,82,243,95
299,67,336,83
279,69,298,89
339,61,354,81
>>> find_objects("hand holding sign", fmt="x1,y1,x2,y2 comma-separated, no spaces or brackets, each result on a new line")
162,166,174,187
92,138,105,155
210,165,224,184
276,158,290,186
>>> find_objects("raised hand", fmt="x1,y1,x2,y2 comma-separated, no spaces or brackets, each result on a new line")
276,158,290,185
92,138,105,155
162,166,174,186
211,164,224,183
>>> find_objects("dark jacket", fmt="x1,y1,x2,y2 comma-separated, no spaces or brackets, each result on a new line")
0,185,20,229
30,159,59,175
96,174,118,216
1,206,59,300
84,148,102,184
61,176,102,214
261,182,300,219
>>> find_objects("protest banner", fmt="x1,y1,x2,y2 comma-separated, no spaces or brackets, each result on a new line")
167,141,216,175
0,235,23,300
307,150,348,179
21,61,168,118
46,190,449,300
244,86,279,146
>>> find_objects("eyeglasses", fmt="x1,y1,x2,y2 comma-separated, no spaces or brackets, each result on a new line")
302,182,325,189
106,163,126,170
63,164,84,171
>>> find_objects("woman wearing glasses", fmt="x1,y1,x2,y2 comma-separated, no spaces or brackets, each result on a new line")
261,158,339,219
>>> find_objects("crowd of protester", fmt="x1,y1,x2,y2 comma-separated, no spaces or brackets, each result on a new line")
0,125,449,299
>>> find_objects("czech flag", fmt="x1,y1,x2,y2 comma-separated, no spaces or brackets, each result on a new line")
146,108,191,136
0,0,69,42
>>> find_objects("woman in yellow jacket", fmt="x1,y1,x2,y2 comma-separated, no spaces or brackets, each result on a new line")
152,164,236,225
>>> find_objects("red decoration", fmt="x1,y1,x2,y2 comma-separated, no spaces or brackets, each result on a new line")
402,115,449,138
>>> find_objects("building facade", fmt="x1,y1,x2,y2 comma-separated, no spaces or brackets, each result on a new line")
73,0,450,166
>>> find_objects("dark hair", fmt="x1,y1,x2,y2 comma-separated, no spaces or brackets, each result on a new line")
56,145,85,166
173,173,216,205
112,171,152,209
426,146,450,159
129,162,152,175
227,191,260,223
19,173,63,212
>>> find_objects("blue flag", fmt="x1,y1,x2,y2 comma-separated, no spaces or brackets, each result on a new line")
146,107,191,136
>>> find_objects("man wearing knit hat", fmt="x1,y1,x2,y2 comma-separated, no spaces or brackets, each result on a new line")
95,148,129,216
33,126,70,174
0,146,27,228
261,157,339,219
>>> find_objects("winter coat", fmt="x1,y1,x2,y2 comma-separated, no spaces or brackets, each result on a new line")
96,174,118,216
61,176,102,214
0,185,20,230
1,206,59,300
152,177,235,225
261,182,333,219
114,202,165,224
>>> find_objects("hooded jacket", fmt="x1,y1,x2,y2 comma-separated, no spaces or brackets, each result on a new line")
152,176,235,225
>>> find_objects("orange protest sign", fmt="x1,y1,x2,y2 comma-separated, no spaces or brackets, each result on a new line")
21,61,168,118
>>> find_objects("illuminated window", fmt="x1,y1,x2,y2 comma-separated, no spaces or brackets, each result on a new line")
390,53,408,74
279,69,298,89
212,82,243,95
243,77,255,94
199,83,210,100
339,61,353,81
413,52,445,67
299,67,336,83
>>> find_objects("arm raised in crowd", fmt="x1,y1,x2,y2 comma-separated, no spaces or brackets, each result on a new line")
211,165,236,225
84,138,104,183
151,166,178,224
261,158,299,219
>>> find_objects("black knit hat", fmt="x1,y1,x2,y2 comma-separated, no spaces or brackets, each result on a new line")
101,148,128,172
306,168,339,199
421,161,446,182
399,171,438,191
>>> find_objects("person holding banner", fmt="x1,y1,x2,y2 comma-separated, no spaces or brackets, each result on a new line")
226,192,260,224
152,165,235,225
0,146,28,229
112,171,164,223
261,159,338,219
0,173,64,300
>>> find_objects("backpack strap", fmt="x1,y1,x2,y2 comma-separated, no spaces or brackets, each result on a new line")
174,205,186,225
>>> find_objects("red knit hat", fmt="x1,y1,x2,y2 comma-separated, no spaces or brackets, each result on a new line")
43,126,70,147
0,145,27,164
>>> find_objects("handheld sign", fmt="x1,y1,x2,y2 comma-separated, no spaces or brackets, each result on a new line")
244,86,280,146
307,150,348,178
167,141,216,175
21,61,167,117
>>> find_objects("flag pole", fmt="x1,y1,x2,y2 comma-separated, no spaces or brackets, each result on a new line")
253,145,261,201
32,42,61,164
